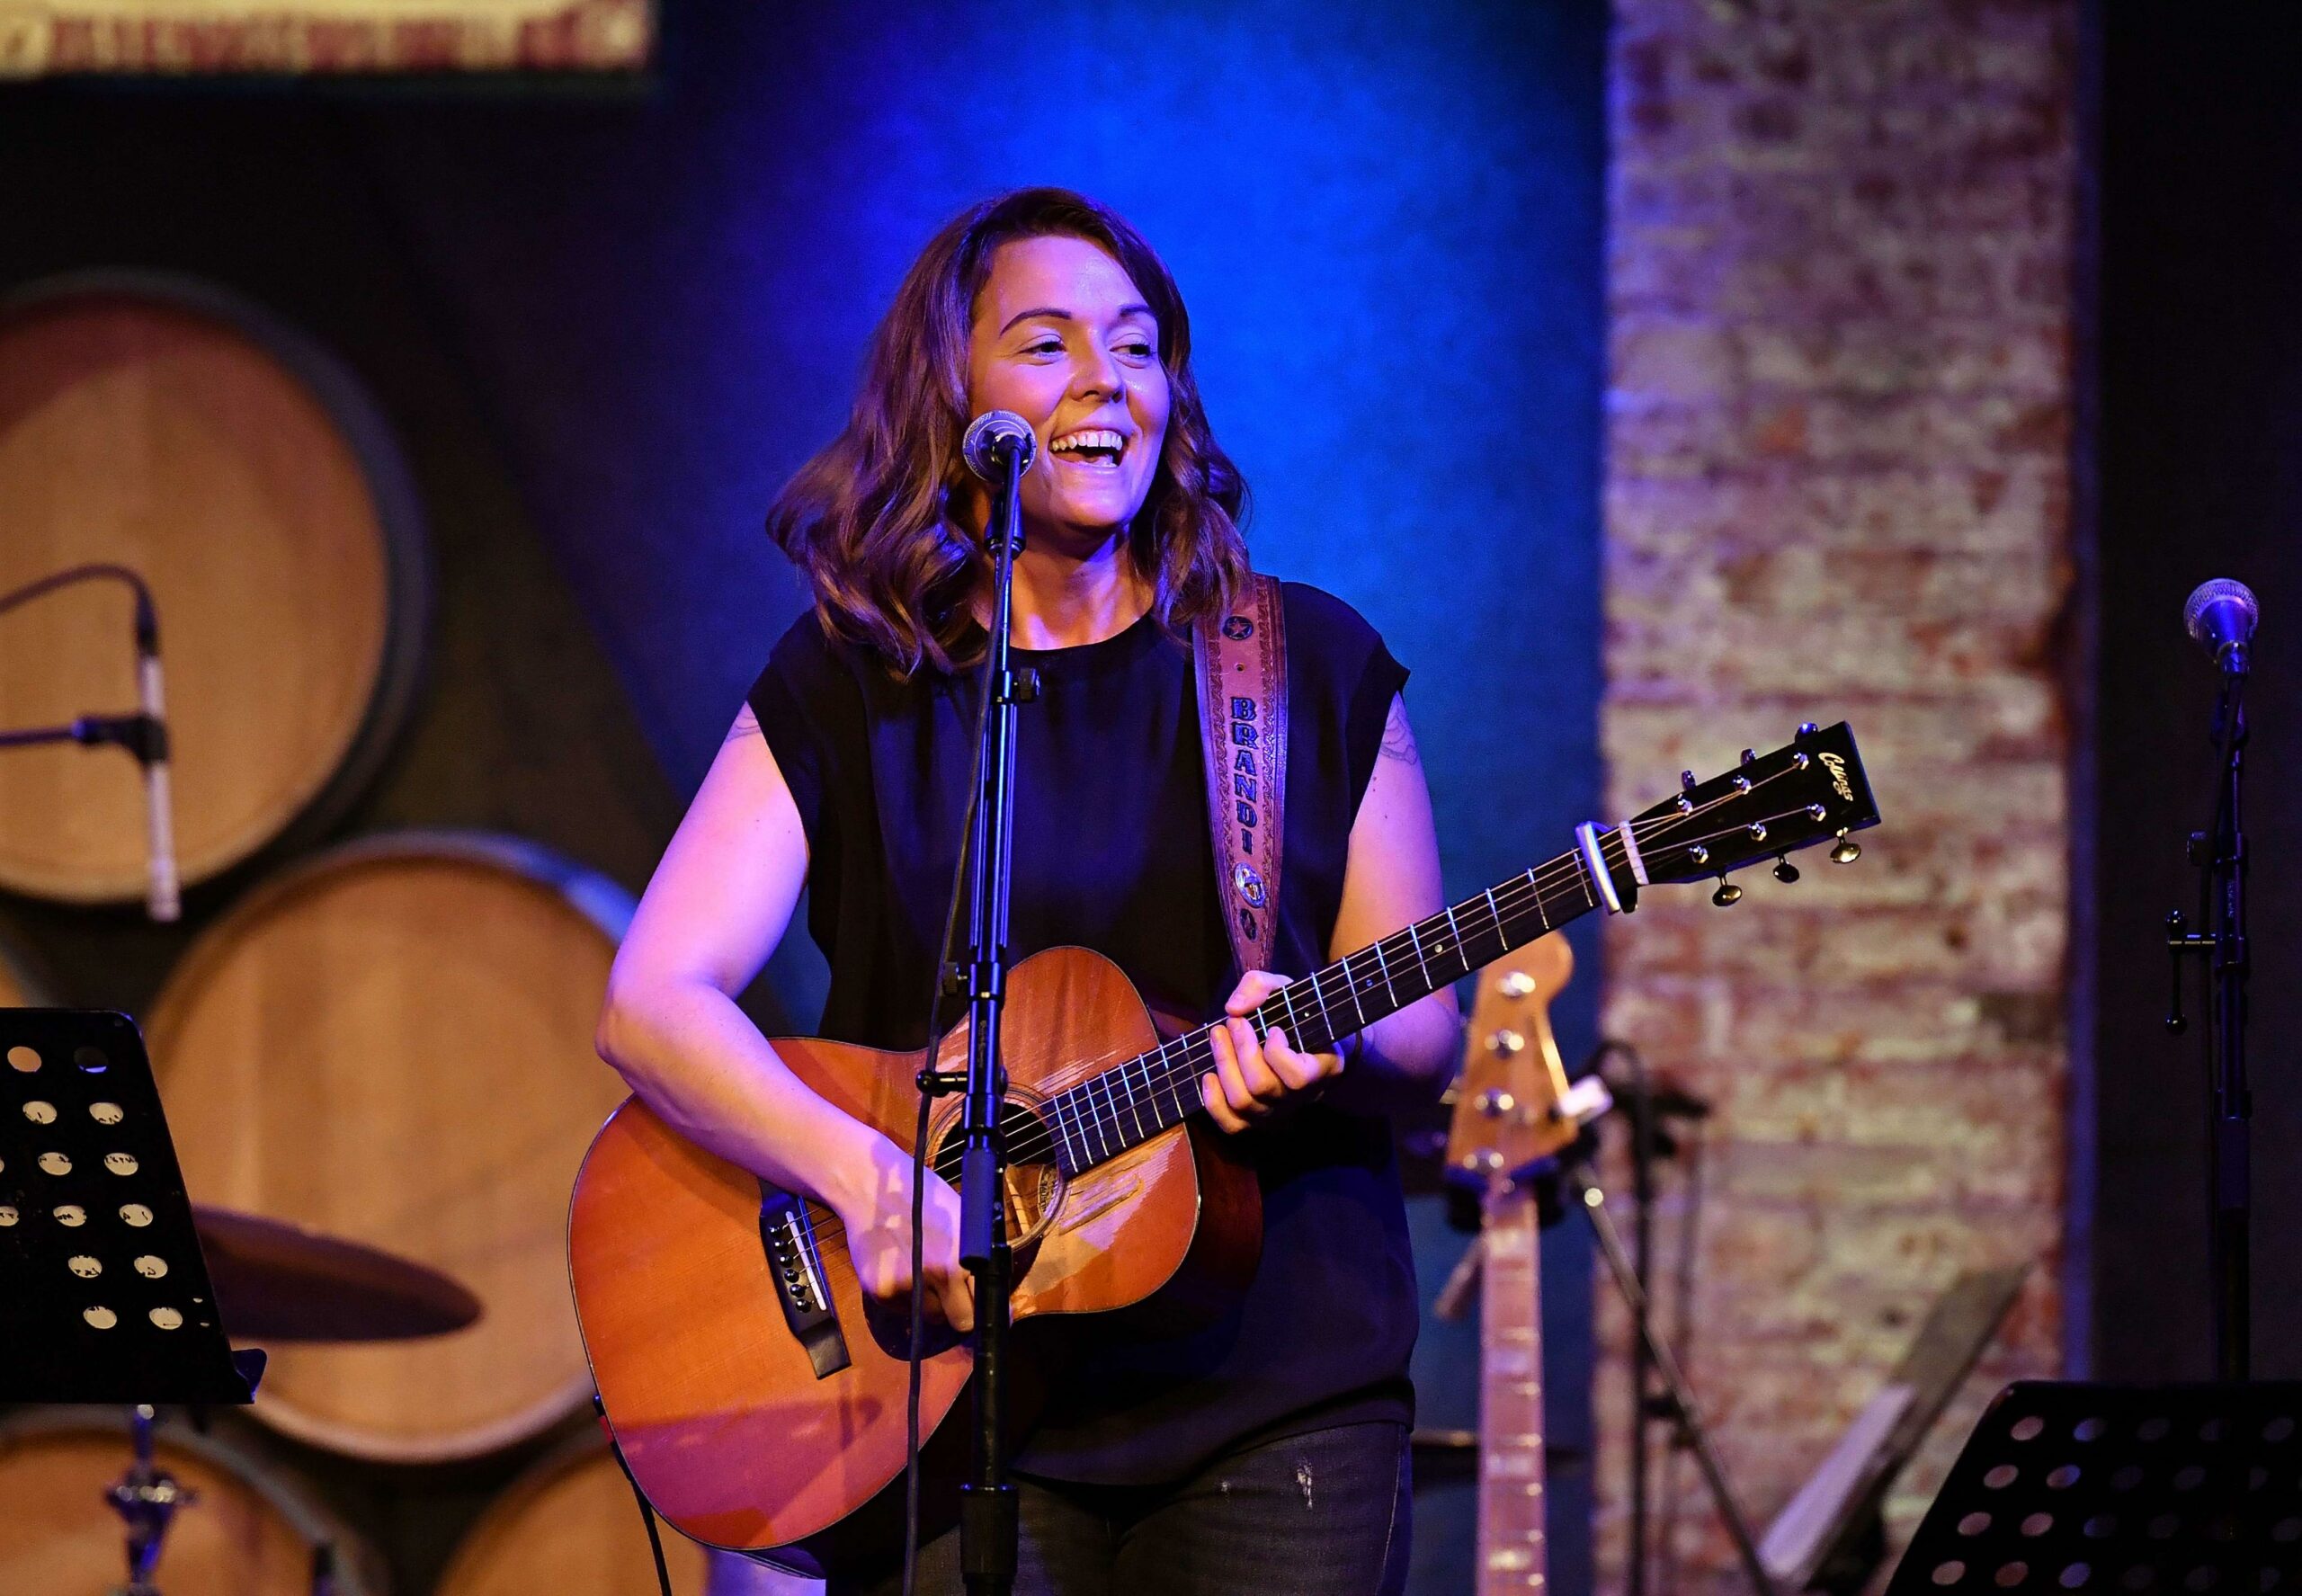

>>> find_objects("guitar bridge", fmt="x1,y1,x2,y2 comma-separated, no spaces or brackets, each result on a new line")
758,1185,850,1380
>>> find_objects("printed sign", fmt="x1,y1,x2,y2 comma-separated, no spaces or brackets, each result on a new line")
0,0,651,76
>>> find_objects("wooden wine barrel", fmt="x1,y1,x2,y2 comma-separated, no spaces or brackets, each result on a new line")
436,1441,718,1596
0,1409,387,1596
147,831,637,1461
0,275,429,905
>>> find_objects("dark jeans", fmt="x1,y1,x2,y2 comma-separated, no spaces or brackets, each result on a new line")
834,1420,1411,1596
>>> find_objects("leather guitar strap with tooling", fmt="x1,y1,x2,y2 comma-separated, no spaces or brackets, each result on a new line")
1193,573,1288,981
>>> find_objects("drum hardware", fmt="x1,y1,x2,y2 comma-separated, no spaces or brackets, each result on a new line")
129,1210,476,1584
3,1006,478,1592
85,1404,353,1596
106,1404,190,1596
1405,1425,1590,1486
86,1209,476,1594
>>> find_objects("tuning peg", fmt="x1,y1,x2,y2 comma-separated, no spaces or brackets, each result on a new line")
1829,828,1861,865
1772,854,1800,884
1797,721,1818,737
1711,876,1743,907
1680,770,1697,791
1740,748,1755,765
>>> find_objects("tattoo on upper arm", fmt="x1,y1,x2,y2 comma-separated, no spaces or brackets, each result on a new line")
726,705,762,746
1379,700,1420,767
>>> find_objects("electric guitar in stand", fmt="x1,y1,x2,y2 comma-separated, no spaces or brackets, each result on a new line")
1441,932,1611,1593
566,723,1879,1577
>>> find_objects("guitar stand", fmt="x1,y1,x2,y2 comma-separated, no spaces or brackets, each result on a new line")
1559,1147,1781,1596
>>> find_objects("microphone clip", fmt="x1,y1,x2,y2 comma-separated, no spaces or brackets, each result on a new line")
73,712,170,767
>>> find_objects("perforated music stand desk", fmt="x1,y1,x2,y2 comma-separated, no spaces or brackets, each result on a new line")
0,1009,260,1404
1887,1381,2302,1596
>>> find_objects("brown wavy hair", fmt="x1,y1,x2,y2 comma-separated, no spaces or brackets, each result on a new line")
764,188,1252,675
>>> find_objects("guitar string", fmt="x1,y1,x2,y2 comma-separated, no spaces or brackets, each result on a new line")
779,849,1587,1263
782,781,1834,1259
1025,804,1816,1171
786,797,1824,1260
981,778,1826,1172
786,841,1602,1262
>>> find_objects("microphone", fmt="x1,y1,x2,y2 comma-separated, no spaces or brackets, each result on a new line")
132,602,179,923
961,410,1038,482
2184,578,2260,674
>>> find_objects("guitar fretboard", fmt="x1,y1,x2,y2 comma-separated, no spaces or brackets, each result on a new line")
1037,843,1605,1176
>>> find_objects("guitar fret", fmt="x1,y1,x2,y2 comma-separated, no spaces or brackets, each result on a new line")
1077,1068,1104,1155
1096,1072,1127,1158
1158,1046,1191,1123
1344,951,1373,1033
1049,1092,1083,1172
1118,1062,1147,1143
1308,976,1335,1052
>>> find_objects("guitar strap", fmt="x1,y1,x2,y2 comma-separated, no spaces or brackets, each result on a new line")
1192,573,1288,981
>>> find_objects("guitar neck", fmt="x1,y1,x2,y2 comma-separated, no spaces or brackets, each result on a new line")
1039,841,1609,1176
1479,1185,1548,1592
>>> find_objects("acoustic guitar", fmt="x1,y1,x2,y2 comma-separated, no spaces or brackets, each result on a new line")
566,723,1878,1576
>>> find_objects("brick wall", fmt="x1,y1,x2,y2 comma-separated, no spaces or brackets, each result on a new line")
1598,2,2076,1590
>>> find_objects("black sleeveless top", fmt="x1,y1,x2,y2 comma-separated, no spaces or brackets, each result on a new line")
747,581,1416,1484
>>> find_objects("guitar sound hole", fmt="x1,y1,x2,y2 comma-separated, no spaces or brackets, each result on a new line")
930,1099,1063,1245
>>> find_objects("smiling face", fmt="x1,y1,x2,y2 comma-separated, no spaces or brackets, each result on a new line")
966,234,1173,553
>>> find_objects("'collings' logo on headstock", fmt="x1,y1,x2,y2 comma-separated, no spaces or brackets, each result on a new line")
1818,752,1854,804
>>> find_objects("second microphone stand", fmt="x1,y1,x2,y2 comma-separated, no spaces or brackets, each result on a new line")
2165,656,2253,1379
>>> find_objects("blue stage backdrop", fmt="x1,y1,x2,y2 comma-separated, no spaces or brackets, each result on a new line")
344,2,1607,1585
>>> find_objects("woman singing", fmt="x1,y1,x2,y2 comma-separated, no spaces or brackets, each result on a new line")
596,187,1459,1595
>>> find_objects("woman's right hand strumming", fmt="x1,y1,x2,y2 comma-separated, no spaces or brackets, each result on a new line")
825,1131,977,1341
596,706,974,1344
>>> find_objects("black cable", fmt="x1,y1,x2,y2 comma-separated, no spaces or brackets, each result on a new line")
601,1395,674,1596
0,562,156,645
903,628,1000,1596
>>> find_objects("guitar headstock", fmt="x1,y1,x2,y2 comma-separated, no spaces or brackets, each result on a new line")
1629,721,1880,895
1442,932,1578,1192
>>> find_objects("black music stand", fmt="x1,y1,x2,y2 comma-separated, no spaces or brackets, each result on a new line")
0,1008,261,1404
1886,1380,2302,1596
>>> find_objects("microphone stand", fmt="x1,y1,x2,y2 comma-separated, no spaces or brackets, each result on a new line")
934,434,1036,1596
2166,654,2252,1379
0,564,175,922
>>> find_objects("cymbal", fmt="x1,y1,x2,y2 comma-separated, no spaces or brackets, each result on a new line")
1409,1428,1588,1484
192,1205,483,1344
